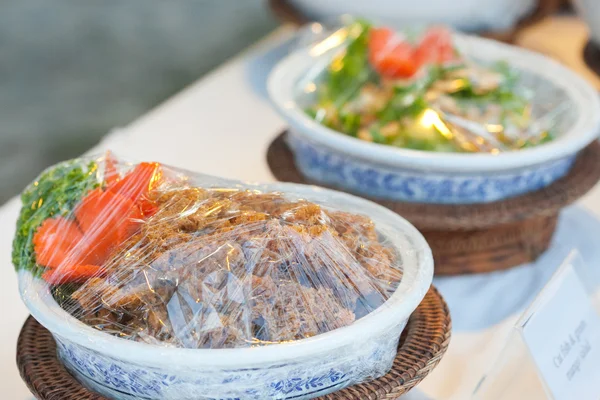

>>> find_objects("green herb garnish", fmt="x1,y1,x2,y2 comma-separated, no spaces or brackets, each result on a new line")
305,22,554,152
322,20,372,106
12,160,99,275
378,94,429,125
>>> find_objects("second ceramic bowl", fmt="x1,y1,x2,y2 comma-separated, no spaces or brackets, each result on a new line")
268,32,600,204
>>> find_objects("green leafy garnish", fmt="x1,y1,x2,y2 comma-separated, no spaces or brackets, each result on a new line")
305,22,554,152
378,94,429,125
369,127,387,144
340,112,362,136
322,20,372,106
12,160,99,275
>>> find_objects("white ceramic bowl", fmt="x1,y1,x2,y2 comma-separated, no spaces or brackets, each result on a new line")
268,32,600,204
288,0,536,32
18,181,433,400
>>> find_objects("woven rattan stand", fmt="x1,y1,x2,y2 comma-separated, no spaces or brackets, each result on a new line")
267,132,600,275
17,287,450,400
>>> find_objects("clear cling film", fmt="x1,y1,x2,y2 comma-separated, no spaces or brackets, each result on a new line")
13,152,404,350
13,152,436,399
296,19,573,153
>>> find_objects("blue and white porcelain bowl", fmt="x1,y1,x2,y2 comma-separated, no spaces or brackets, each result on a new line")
18,182,433,400
268,32,600,204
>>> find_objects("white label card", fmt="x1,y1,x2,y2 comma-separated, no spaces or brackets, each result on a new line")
521,262,600,400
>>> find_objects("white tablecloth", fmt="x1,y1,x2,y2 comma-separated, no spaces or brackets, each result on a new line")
2,26,600,399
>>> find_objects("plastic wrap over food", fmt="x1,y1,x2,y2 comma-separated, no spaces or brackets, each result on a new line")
13,152,407,351
297,19,575,153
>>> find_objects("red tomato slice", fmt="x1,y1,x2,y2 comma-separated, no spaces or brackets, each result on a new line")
75,188,143,263
107,162,162,203
33,217,96,268
139,198,159,218
116,204,143,243
74,188,104,233
369,27,418,79
414,27,455,67
369,27,394,54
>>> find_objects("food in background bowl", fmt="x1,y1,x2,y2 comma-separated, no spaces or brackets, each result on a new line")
268,22,600,204
15,153,433,399
306,22,554,153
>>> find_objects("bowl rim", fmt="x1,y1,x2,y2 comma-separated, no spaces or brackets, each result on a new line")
268,31,600,173
19,180,433,368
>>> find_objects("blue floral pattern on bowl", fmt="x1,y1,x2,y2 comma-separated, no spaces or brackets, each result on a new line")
57,339,180,398
288,134,576,204
54,333,394,400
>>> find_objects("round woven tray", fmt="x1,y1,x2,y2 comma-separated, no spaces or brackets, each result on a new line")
267,132,600,274
268,0,562,43
17,287,450,400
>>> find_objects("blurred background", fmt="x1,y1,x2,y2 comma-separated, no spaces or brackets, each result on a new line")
1,0,597,205
0,0,276,204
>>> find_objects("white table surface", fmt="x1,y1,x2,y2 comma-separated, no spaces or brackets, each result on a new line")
3,26,600,399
